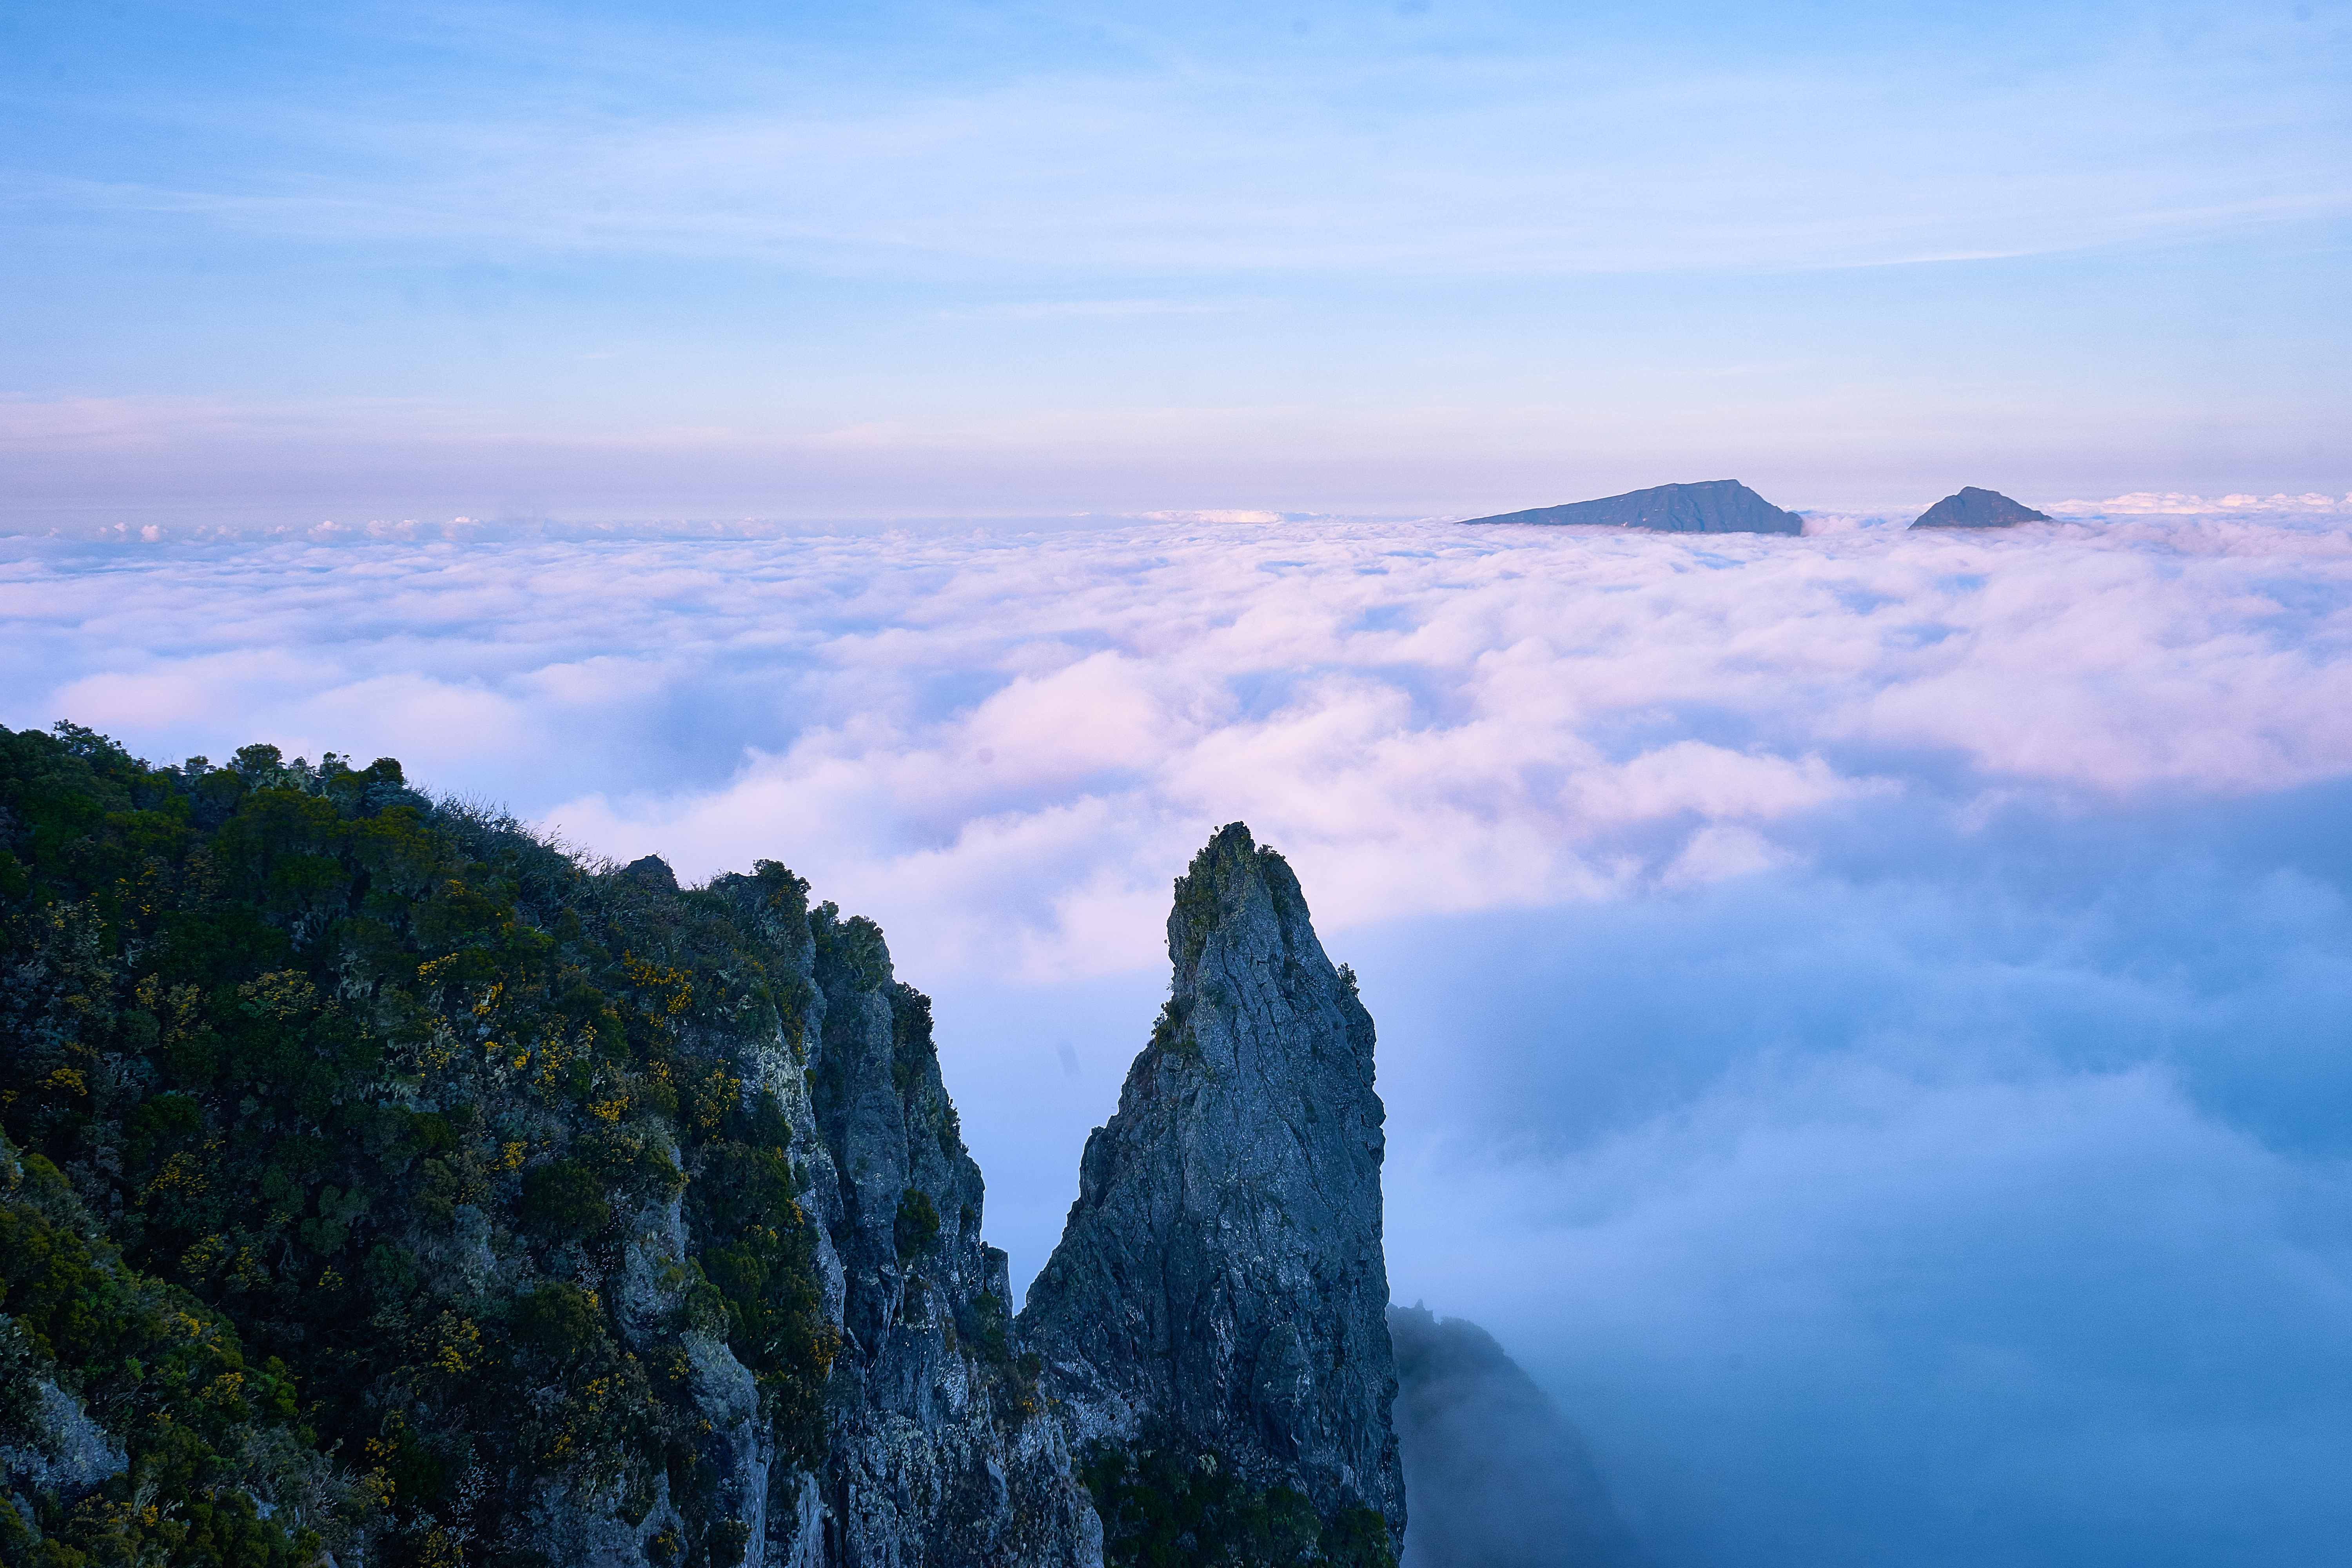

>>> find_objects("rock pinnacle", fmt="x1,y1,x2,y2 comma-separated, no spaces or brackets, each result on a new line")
1018,823,1406,1549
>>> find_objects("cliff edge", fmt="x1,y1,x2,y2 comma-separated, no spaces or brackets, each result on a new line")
1389,1306,1645,1568
0,727,1401,1568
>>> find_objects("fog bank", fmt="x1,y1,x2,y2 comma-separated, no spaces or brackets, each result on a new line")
7,509,2351,1564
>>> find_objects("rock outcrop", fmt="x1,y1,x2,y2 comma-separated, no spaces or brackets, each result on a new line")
1458,479,1804,534
1020,824,1406,1554
0,726,1406,1568
1907,487,2049,528
781,897,1097,1568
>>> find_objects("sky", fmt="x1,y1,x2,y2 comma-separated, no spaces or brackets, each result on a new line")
8,505,2352,1566
7,2,2352,1564
4,0,2350,522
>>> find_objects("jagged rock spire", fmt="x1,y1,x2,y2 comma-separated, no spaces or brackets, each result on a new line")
1020,823,1406,1547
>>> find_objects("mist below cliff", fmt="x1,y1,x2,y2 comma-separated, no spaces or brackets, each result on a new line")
944,776,2352,1568
1352,780,2352,1568
1390,1305,1644,1568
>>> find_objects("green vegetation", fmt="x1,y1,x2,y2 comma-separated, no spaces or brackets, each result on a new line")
1081,1438,1397,1568
0,1136,329,1568
0,724,837,1568
892,1189,940,1263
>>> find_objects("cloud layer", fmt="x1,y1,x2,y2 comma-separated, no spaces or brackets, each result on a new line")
8,510,2352,1564
15,510,2349,976
1367,815,2352,1568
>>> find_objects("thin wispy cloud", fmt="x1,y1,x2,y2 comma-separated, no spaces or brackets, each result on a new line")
12,4,2345,278
21,56,2343,278
5,1,2345,516
936,300,1253,322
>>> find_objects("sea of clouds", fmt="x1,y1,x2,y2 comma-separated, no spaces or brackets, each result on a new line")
7,503,2352,1566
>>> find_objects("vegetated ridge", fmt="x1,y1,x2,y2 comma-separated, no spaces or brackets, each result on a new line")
1456,480,1805,534
0,724,1401,1568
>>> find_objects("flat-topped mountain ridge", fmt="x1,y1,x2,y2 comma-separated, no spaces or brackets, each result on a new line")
1458,479,1805,534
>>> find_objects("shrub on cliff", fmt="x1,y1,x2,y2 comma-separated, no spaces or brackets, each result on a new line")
1081,1438,1397,1568
0,722,836,1568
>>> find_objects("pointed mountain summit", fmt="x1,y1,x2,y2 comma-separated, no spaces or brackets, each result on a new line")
1909,486,2050,528
1458,479,1804,534
1020,823,1406,1555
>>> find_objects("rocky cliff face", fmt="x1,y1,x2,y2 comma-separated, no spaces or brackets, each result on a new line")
782,900,1096,1568
0,726,1399,1568
1019,825,1405,1552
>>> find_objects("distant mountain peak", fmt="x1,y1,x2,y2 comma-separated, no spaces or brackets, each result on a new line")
1457,479,1804,534
1909,487,2051,529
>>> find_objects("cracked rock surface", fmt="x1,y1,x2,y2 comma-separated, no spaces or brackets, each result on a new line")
1019,823,1406,1547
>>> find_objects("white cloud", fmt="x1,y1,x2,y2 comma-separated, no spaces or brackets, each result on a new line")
2054,491,2352,517
8,512,2352,981
11,507,2352,1562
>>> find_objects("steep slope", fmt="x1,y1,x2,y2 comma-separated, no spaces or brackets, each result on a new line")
0,724,1093,1568
793,906,1094,1567
1458,479,1804,534
1,1130,336,1568
0,726,829,1566
1020,824,1404,1563
3,731,1400,1568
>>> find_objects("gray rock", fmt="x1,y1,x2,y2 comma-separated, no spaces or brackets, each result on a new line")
0,1377,126,1504
1020,823,1406,1550
526,1468,691,1568
533,835,1405,1564
1389,1305,1644,1568
620,854,681,892
1459,479,1804,534
700,880,1097,1568
1908,487,2050,529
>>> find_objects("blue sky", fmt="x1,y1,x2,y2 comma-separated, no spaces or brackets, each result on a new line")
5,0,2348,520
